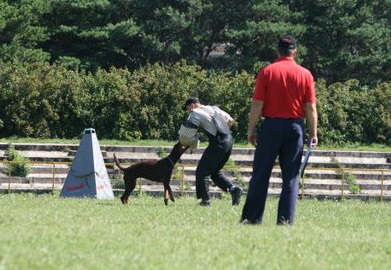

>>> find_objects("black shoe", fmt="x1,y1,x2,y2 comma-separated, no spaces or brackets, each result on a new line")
198,200,210,206
230,187,242,206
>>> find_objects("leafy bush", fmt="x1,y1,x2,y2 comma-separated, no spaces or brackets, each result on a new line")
4,144,31,177
346,174,361,194
330,157,361,194
0,61,390,146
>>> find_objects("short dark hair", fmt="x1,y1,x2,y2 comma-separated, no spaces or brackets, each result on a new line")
182,97,200,110
278,35,297,56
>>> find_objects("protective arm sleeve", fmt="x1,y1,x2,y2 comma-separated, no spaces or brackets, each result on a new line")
178,121,200,149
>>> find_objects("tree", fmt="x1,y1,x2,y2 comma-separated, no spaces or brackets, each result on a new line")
292,0,391,85
40,0,131,70
0,0,50,64
225,0,306,73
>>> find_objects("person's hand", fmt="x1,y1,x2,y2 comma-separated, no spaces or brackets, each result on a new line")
247,131,258,147
308,136,318,148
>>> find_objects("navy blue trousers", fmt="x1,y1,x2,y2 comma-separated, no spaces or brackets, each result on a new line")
241,118,304,225
196,134,233,201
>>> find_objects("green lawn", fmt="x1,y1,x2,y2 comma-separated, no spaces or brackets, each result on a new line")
0,193,390,270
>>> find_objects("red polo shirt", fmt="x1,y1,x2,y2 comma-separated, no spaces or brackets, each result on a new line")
253,57,315,118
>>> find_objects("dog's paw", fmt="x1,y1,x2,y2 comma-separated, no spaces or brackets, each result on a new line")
120,196,128,204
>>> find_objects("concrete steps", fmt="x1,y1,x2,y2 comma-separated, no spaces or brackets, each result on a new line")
1,143,391,200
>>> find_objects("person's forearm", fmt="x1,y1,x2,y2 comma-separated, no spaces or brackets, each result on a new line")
305,102,318,140
247,100,263,134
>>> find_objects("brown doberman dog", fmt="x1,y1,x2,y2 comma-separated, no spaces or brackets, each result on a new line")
113,142,189,205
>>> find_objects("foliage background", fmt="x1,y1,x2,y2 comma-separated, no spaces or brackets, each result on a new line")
0,62,390,145
0,0,391,145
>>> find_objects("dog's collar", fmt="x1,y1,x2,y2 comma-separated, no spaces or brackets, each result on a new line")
166,156,175,166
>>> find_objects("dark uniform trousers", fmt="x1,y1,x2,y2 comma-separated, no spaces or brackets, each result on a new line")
241,118,304,225
196,132,233,201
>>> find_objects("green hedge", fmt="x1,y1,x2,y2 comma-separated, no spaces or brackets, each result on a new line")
0,61,390,145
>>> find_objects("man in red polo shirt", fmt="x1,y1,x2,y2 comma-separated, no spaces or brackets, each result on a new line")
240,35,318,225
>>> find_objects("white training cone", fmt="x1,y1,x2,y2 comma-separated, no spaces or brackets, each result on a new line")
60,128,114,199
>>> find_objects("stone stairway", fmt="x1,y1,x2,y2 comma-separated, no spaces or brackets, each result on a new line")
1,143,391,201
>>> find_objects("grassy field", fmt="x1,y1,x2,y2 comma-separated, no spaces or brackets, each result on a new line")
0,193,390,270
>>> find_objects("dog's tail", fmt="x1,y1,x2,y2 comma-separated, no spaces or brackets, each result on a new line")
113,153,126,171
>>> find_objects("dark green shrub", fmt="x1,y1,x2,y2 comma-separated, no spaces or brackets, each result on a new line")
0,61,390,145
330,157,361,194
346,174,361,194
4,144,31,177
